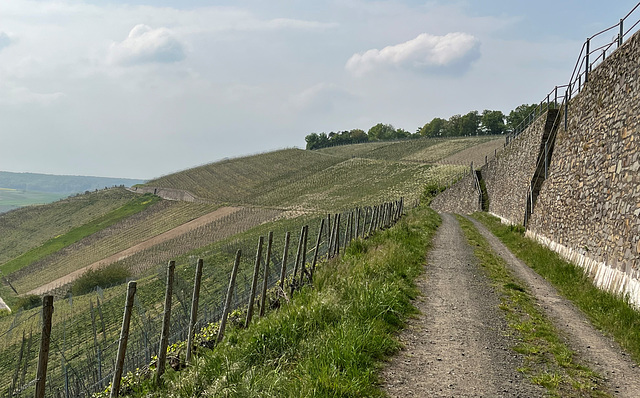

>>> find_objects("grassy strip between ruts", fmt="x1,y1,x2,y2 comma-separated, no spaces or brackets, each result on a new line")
472,212,640,366
455,215,610,398
123,205,440,398
0,193,161,276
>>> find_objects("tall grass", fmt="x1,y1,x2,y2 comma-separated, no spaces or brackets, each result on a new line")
129,206,440,397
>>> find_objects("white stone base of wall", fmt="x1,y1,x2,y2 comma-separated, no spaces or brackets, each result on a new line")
0,296,10,313
489,212,516,226
525,230,640,309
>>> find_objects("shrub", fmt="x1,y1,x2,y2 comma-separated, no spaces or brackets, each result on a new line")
421,182,446,205
72,264,131,296
15,295,42,310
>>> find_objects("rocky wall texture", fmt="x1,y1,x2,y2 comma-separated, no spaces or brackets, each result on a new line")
430,171,481,214
528,30,640,306
481,111,556,225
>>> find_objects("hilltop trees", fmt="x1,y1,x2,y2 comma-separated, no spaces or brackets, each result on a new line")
305,124,419,150
507,104,537,132
304,103,538,150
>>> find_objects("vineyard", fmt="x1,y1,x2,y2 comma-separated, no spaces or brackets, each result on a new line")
0,136,504,398
0,189,138,266
144,149,345,204
7,201,222,294
0,201,406,398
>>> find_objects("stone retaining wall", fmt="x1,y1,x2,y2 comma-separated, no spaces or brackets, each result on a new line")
481,111,556,225
430,170,481,214
528,30,640,306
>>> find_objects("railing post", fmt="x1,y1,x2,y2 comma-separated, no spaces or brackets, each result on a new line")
564,88,569,130
619,18,624,47
157,261,175,384
34,296,54,398
245,236,264,327
111,282,136,398
554,86,558,107
186,259,204,364
217,250,241,343
585,38,590,84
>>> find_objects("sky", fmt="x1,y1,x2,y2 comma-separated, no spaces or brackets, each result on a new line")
1,0,638,179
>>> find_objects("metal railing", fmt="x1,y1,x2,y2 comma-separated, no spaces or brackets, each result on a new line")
509,2,640,140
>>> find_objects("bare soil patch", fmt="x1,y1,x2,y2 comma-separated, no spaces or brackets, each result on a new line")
468,216,640,397
439,138,505,167
26,206,243,296
381,213,544,397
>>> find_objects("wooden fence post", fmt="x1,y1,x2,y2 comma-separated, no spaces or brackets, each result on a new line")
157,261,175,384
111,282,136,398
310,219,325,282
245,236,264,328
335,213,341,256
355,208,360,239
290,226,306,296
300,225,309,285
217,250,241,343
326,214,332,260
343,213,351,250
34,295,54,398
259,232,274,318
279,232,291,291
186,259,204,364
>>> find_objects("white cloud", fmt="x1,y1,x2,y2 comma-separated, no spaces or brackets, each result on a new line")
346,32,480,76
0,32,12,51
108,24,186,66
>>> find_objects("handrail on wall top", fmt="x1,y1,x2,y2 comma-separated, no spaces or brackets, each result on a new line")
508,2,640,141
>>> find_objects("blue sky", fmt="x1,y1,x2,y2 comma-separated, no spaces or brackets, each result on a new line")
1,0,638,179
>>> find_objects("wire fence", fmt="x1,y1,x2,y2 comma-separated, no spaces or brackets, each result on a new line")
0,197,415,398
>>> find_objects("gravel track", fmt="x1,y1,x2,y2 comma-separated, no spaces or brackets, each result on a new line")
467,216,640,398
381,213,544,397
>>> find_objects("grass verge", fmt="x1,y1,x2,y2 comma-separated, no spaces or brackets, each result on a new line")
0,194,160,276
455,215,609,397
123,205,440,398
473,212,640,364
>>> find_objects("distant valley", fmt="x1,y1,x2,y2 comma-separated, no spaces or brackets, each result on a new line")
0,171,146,213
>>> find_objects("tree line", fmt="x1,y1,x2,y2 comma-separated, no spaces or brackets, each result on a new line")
305,103,538,150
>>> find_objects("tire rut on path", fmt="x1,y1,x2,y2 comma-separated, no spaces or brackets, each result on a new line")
381,213,544,398
467,216,640,398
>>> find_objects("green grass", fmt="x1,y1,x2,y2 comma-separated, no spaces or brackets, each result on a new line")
456,215,609,397
122,205,440,398
473,212,640,364
0,194,161,276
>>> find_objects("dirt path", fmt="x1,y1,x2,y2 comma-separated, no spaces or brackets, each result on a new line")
381,213,544,397
467,216,640,397
26,206,243,296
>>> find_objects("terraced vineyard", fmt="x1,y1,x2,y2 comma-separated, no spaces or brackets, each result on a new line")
8,201,222,294
145,149,345,204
